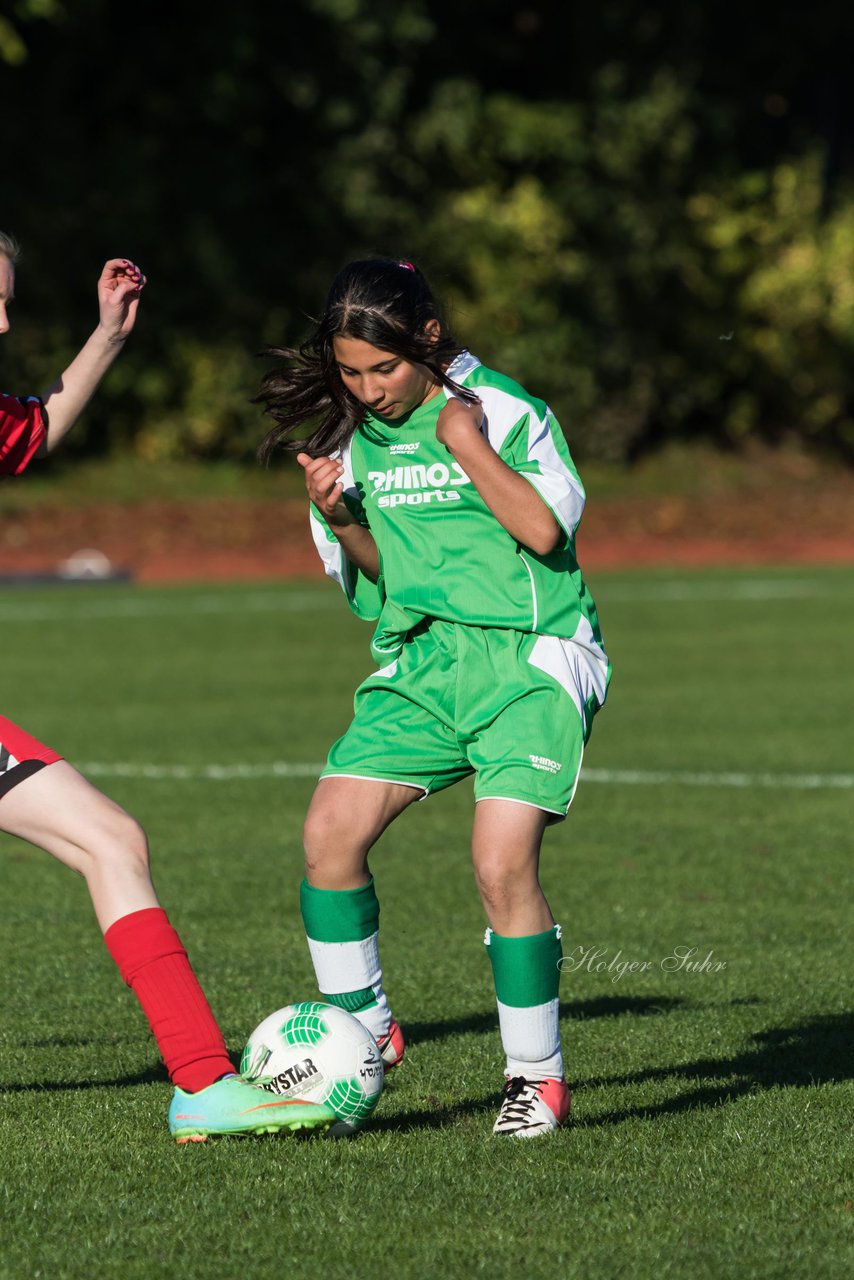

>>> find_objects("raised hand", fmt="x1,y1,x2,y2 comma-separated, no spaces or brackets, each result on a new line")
36,259,147,452
97,259,146,342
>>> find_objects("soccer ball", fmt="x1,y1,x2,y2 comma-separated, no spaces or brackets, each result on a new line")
240,1001,384,1136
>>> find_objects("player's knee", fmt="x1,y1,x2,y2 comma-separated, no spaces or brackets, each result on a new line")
472,850,522,911
474,873,515,915
303,803,334,859
304,798,355,858
118,813,150,871
85,809,150,876
303,805,370,883
303,836,365,882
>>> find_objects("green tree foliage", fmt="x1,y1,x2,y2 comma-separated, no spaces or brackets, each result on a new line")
2,0,853,461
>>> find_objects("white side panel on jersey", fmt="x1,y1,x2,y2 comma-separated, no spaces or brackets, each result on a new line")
478,386,533,453
308,437,362,600
373,659,399,679
309,507,349,591
446,361,587,540
527,619,610,720
523,415,586,536
444,349,482,387
441,351,532,454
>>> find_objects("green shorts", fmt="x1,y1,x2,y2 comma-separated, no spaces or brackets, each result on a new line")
322,619,607,819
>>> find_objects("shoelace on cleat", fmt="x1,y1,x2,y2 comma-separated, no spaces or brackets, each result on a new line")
497,1076,540,1125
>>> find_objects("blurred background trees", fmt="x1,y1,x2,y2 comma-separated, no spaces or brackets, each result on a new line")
3,0,852,463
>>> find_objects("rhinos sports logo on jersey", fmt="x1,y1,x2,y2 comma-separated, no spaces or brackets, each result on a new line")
368,461,472,508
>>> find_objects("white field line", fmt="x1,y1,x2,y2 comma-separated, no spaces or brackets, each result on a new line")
580,767,854,790
0,590,338,623
598,578,854,603
81,761,325,781
0,576,851,622
76,762,854,790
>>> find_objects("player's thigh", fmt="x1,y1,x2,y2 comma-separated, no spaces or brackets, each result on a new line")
0,758,145,872
304,774,421,857
472,798,550,867
322,649,471,800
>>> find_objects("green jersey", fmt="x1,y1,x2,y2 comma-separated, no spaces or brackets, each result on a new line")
311,351,609,702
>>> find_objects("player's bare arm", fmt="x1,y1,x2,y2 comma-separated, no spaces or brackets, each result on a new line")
436,400,562,556
38,259,146,455
297,451,380,581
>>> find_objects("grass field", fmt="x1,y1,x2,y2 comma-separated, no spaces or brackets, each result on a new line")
1,567,851,1280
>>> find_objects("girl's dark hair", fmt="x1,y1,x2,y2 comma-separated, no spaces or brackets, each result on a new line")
255,257,477,461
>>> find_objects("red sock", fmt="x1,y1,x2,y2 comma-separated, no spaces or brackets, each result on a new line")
104,907,235,1093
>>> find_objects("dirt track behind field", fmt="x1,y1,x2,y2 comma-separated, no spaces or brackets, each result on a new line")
1,470,853,582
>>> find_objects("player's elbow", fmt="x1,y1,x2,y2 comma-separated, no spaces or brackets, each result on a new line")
526,517,564,557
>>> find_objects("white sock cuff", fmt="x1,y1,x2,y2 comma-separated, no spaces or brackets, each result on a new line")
496,996,561,1064
306,933,381,995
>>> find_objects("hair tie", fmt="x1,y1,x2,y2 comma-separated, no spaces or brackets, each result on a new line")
398,260,416,272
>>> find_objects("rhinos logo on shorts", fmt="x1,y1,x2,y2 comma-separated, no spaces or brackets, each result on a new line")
369,461,472,507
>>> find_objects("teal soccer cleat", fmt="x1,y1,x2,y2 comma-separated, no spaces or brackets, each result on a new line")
168,1075,335,1143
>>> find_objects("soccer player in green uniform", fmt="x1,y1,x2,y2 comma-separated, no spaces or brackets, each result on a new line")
257,258,611,1136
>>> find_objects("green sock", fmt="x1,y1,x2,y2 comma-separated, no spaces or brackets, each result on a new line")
300,877,391,1038
485,925,564,1079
